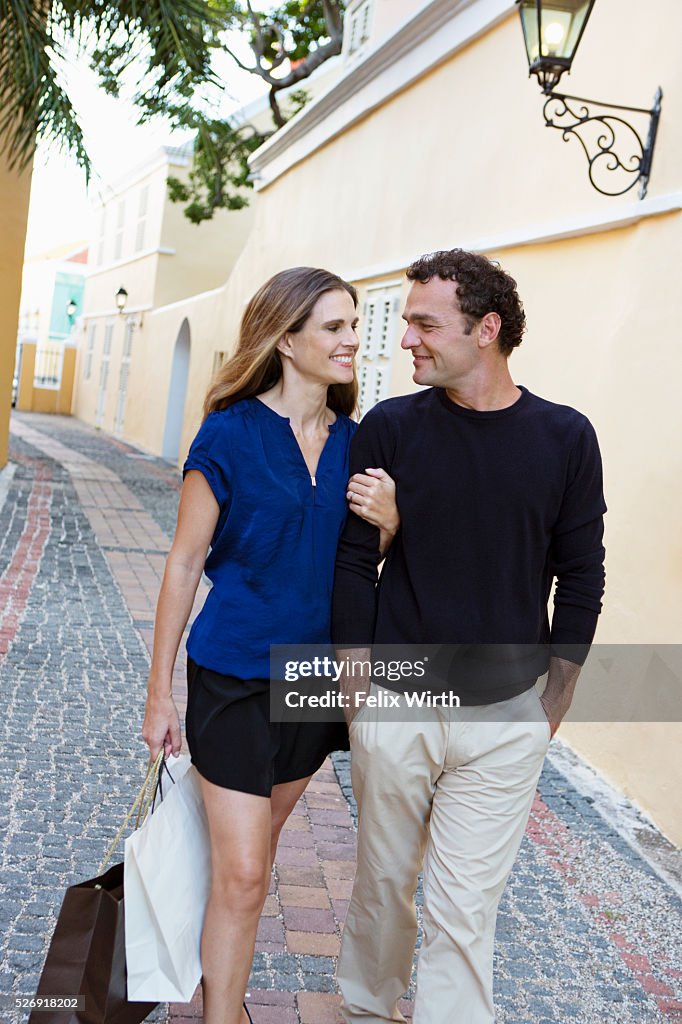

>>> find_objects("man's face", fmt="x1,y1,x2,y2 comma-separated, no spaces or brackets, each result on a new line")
401,277,480,388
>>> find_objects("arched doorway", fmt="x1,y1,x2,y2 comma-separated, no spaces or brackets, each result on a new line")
161,318,190,461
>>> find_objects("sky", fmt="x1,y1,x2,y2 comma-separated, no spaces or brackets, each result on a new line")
24,28,272,259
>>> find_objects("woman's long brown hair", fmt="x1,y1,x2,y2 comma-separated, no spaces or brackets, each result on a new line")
203,267,359,420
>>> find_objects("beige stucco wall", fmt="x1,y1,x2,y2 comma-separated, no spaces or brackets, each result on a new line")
74,149,258,438
155,195,254,308
0,148,32,467
64,0,682,838
157,0,681,842
122,289,224,457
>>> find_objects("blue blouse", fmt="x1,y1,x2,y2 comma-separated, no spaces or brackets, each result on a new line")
183,397,357,679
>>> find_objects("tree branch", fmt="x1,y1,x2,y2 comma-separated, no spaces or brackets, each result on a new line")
223,45,260,76
321,0,344,40
245,0,265,59
269,33,343,93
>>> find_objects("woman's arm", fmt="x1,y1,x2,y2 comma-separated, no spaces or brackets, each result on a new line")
141,470,220,758
346,467,400,557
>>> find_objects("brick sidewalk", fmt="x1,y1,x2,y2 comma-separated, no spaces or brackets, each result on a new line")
1,411,681,1024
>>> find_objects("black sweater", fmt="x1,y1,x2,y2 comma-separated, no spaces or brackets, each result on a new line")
332,387,606,694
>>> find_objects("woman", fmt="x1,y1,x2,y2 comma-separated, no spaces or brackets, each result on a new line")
142,267,399,1024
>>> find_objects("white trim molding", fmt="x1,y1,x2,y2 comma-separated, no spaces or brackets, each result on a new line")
150,285,225,317
341,192,682,282
82,304,154,321
88,246,176,277
91,147,191,208
249,0,515,188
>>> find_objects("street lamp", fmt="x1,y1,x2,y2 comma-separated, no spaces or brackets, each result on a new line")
518,0,595,95
115,286,128,314
66,298,78,320
516,0,662,198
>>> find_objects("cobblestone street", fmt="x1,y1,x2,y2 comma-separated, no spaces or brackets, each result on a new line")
1,411,681,1024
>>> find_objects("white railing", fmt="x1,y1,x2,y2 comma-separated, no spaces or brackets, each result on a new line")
33,346,63,389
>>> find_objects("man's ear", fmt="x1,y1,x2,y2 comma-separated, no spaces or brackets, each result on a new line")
478,312,502,349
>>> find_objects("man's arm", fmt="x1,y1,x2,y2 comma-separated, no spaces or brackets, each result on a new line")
337,648,373,726
541,657,581,736
543,419,607,734
333,405,396,723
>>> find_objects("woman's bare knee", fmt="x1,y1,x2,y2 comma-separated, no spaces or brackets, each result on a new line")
212,856,270,914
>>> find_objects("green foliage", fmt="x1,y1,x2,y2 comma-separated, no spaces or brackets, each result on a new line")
0,0,345,221
167,113,267,224
0,0,220,175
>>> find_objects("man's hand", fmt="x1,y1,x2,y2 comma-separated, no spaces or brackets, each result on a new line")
540,656,581,737
336,648,372,727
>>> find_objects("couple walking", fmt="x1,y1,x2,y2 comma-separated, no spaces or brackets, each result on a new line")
142,248,606,1024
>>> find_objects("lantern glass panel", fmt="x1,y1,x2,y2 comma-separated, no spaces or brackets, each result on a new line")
519,0,594,65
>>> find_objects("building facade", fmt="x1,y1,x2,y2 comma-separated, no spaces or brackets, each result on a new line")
73,144,256,458
15,242,88,407
68,0,682,840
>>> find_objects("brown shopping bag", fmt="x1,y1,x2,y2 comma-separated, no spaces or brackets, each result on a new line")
27,862,156,1024
27,753,164,1024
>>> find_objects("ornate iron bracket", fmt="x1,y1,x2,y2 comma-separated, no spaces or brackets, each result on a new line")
542,87,662,199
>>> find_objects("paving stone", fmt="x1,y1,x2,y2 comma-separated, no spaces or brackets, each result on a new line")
4,414,682,1024
282,907,336,933
278,885,331,909
297,991,344,1024
286,931,341,957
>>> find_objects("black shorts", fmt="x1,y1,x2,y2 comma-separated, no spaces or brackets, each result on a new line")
185,657,349,797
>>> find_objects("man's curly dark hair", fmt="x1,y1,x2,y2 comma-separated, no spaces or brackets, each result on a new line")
406,249,526,357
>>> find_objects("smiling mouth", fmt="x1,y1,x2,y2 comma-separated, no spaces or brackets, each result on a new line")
331,356,354,366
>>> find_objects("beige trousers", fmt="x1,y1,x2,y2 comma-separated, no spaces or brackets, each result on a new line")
337,686,551,1024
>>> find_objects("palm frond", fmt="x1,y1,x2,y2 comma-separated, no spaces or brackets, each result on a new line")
0,0,221,173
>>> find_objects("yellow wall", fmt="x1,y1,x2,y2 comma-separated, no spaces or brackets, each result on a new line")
66,0,682,838
122,289,223,457
58,346,77,415
15,340,77,415
0,148,32,467
30,388,59,414
155,192,255,308
16,342,36,412
162,0,682,841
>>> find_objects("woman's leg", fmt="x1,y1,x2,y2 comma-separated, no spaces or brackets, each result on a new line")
199,775,272,1024
269,775,312,864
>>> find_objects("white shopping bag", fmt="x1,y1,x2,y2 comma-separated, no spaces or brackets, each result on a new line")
124,754,212,1002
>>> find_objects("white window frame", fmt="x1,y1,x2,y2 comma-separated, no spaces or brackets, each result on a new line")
114,321,134,435
345,0,374,59
84,322,96,381
357,284,400,417
97,208,106,265
96,322,114,425
135,185,149,252
113,200,125,261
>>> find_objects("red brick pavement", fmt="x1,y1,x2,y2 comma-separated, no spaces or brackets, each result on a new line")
6,418,385,1023
0,462,52,660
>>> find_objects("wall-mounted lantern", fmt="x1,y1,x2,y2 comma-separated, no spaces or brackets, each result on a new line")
115,286,128,314
517,0,662,198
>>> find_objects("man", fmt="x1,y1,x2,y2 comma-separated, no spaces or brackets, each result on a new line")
331,249,606,1024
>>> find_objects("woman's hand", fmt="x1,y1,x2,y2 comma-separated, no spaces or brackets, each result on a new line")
142,686,182,759
347,468,400,542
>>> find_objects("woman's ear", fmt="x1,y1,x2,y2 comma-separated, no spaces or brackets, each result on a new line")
277,333,295,360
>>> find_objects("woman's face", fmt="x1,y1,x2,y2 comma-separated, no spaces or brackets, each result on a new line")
283,289,359,386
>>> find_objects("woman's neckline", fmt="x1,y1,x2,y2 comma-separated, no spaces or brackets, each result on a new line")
252,396,340,432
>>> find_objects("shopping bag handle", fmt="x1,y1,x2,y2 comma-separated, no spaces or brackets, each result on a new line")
97,750,165,876
150,754,178,813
